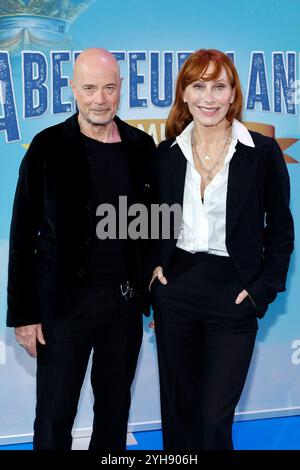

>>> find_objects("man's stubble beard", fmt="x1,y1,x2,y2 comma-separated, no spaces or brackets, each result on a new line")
85,114,114,128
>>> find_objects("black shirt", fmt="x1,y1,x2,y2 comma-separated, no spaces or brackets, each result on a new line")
81,134,133,285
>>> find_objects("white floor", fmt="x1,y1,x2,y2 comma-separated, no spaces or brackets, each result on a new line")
71,432,137,450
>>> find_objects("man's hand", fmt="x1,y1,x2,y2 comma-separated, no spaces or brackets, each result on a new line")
15,324,46,358
149,266,168,290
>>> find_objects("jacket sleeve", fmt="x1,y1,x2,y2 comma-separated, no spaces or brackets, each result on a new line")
246,138,294,317
7,135,44,327
146,140,175,274
140,134,159,283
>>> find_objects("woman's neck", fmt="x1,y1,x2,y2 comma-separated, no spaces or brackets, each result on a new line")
193,119,231,145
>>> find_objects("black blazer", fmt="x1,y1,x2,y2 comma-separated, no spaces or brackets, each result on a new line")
7,114,157,327
155,130,294,318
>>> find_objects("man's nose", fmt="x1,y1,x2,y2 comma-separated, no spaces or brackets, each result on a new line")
94,89,105,104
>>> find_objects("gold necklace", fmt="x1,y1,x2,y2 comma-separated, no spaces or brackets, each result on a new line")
191,126,232,182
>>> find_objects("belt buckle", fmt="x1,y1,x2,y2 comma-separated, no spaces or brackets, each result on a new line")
120,281,134,301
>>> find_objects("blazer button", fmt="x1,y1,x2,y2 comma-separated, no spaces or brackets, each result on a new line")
86,203,92,212
85,236,92,245
77,268,86,277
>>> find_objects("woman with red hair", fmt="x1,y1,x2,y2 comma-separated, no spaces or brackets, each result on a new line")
150,49,294,450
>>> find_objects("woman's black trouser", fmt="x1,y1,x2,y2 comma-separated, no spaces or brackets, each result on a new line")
33,283,143,450
152,248,258,450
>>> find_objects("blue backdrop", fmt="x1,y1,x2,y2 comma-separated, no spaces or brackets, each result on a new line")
0,0,299,443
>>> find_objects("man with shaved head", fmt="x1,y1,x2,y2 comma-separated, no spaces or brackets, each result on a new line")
7,48,156,450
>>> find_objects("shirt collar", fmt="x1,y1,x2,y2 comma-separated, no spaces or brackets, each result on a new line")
232,119,255,147
171,119,255,148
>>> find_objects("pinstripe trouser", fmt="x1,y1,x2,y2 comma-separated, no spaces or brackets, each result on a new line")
33,283,143,450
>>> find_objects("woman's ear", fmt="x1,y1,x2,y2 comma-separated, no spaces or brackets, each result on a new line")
230,89,235,104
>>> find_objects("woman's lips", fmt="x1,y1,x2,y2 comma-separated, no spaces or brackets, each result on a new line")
198,106,219,115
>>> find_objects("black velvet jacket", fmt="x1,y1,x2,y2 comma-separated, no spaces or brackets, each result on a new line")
154,131,294,318
7,114,156,327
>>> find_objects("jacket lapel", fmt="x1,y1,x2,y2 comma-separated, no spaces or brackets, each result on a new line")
115,116,143,196
226,141,258,238
170,144,187,206
164,139,258,245
60,114,90,204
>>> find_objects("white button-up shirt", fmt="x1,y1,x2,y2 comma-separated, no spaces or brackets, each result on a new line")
175,119,255,256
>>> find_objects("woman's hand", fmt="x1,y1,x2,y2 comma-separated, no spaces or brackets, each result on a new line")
148,266,168,330
149,266,168,290
235,289,249,304
235,289,257,311
235,289,256,307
